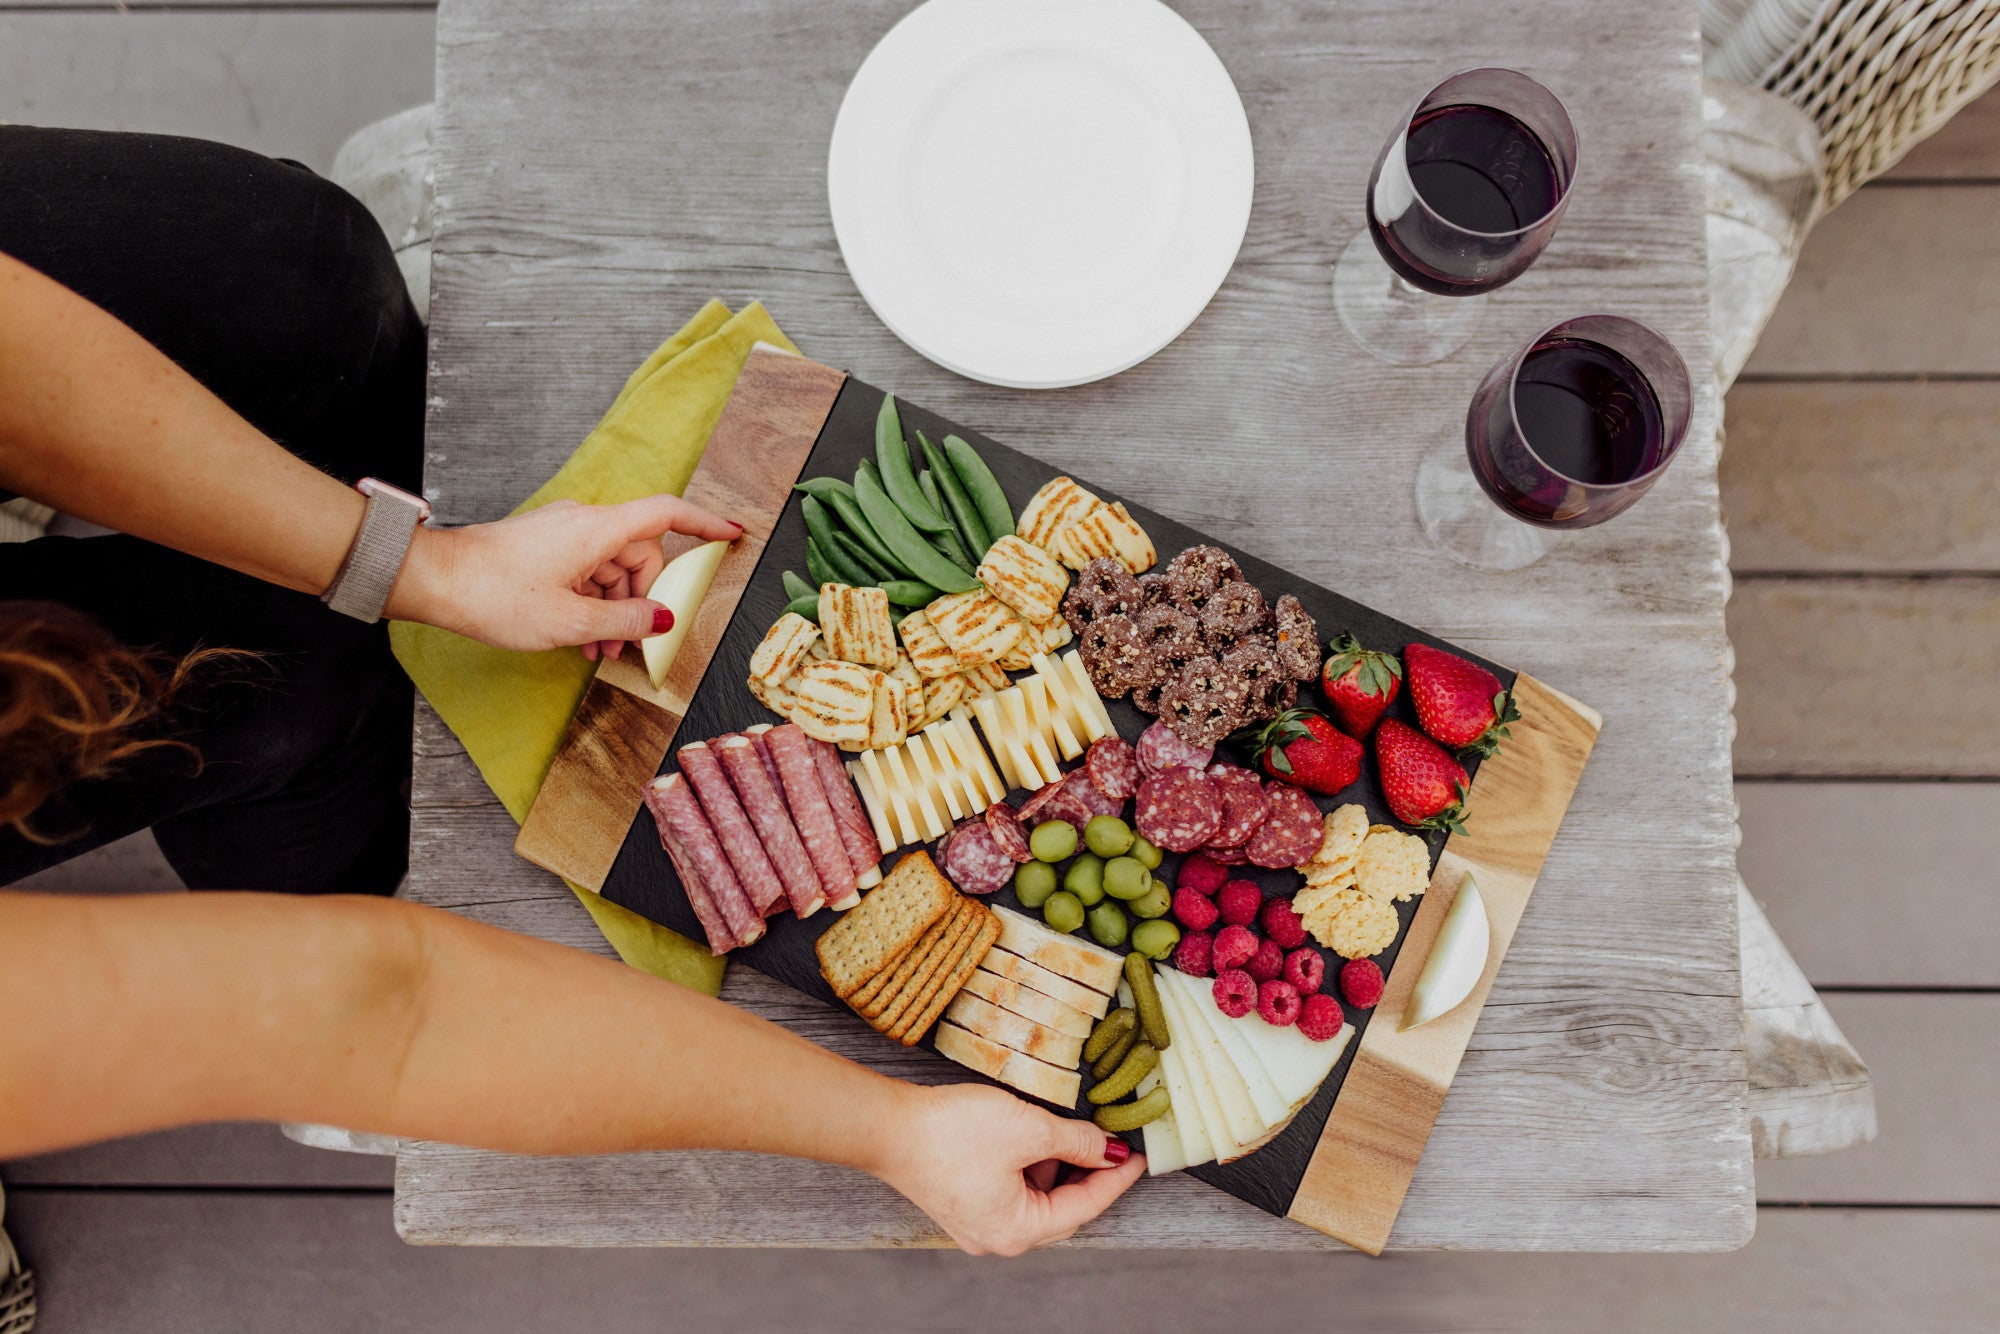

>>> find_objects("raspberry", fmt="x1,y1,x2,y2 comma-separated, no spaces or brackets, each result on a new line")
1213,968,1257,1018
1212,924,1258,972
1216,879,1263,927
1260,897,1309,949
1283,947,1324,994
1173,930,1214,978
1178,852,1229,896
1340,958,1385,1009
1173,887,1220,932
1245,937,1284,983
1257,978,1302,1027
1298,992,1344,1041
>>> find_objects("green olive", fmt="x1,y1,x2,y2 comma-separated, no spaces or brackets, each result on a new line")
1102,855,1151,901
1131,918,1182,960
1087,901,1129,949
1130,878,1173,919
1127,834,1164,870
1064,853,1105,906
1042,890,1085,934
1013,860,1057,908
1083,814,1135,858
1030,819,1078,862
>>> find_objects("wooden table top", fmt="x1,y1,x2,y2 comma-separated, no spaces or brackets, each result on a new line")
398,0,1751,1251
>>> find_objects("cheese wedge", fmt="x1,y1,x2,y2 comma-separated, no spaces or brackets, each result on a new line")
1060,649,1117,738
1404,872,1491,1031
990,906,1125,995
980,946,1111,1020
1124,981,1212,1171
1152,966,1263,1151
945,991,1086,1068
1158,968,1289,1127
946,708,1007,806
1190,974,1354,1108
1142,977,1237,1164
845,757,897,854
1135,1068,1187,1175
640,539,730,688
961,968,1093,1040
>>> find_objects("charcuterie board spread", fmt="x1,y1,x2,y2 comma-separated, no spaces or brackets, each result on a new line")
565,351,1600,1252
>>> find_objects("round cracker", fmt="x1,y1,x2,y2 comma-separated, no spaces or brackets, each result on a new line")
1356,829,1430,903
1317,887,1401,960
1293,879,1354,917
1306,804,1368,870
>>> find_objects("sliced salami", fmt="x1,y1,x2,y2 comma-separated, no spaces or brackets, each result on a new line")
1247,782,1323,868
768,724,857,905
1064,766,1123,819
1018,777,1094,831
984,800,1034,863
1136,720,1214,777
677,741,787,917
643,773,763,952
1206,842,1250,865
718,735,824,917
943,819,1015,895
1135,766,1223,853
1204,762,1271,848
1085,736,1141,801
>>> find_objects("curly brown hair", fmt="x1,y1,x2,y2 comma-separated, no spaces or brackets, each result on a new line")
0,601,236,843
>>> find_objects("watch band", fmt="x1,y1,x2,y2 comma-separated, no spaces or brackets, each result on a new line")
322,486,424,623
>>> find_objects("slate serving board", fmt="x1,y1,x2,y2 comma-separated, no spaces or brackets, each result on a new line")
595,365,1567,1231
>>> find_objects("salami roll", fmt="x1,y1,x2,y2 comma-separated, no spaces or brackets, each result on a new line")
767,723,858,906
677,741,787,917
643,773,762,953
1085,736,1141,801
942,819,1015,895
1205,842,1250,865
1136,720,1214,777
743,724,789,813
810,735,883,885
1134,765,1223,853
1247,782,1324,868
1063,766,1123,819
984,800,1034,863
718,734,825,917
1205,762,1271,848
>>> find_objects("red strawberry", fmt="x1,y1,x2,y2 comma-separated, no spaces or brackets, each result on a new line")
1230,708,1362,796
1374,717,1470,833
1319,632,1402,737
1404,642,1519,757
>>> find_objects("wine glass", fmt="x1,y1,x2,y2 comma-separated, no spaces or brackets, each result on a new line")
1334,68,1579,366
1416,314,1693,569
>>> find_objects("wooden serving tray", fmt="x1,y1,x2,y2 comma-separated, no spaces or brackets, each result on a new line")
526,351,1598,1253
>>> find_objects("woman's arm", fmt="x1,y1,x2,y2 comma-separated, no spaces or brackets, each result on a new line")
0,891,1143,1254
0,251,737,657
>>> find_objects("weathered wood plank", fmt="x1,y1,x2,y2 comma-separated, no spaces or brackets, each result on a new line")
1883,85,2000,180
1742,186,2000,376
1755,994,1998,1205
1738,781,2000,987
1721,381,2000,573
1729,578,2000,777
0,10,435,174
3,1123,390,1190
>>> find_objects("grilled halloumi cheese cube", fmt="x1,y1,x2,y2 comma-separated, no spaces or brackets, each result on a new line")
787,659,876,746
976,535,1069,625
895,608,959,679
748,668,799,718
994,626,1040,672
817,584,898,668
887,649,924,702
1016,477,1103,551
960,661,1010,697
1054,500,1155,573
925,589,1026,668
911,672,967,731
748,612,821,695
1031,615,1073,654
866,669,907,750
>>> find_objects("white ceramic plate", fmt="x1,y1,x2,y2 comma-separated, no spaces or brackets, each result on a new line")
828,0,1254,389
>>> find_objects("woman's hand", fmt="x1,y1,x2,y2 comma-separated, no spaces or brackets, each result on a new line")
392,494,741,657
873,1083,1145,1256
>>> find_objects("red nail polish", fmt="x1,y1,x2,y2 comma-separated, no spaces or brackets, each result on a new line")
727,520,745,535
1103,1137,1130,1165
652,608,674,633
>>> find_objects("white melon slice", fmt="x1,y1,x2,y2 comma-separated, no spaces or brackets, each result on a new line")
1403,872,1491,1031
1159,969,1289,1127
639,539,730,688
1123,980,1212,1171
1135,1068,1187,1175
1150,967,1261,1158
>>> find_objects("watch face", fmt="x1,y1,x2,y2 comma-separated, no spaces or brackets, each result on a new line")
357,477,432,522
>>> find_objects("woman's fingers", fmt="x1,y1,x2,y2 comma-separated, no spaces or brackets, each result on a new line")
1032,1151,1146,1239
601,494,743,549
1042,1110,1129,1171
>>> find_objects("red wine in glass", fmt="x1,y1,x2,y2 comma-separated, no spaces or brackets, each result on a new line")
1367,103,1565,296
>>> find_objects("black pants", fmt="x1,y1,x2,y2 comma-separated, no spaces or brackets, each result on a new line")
0,127,426,893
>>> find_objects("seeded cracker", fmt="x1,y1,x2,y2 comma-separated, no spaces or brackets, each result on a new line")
896,907,1001,1045
870,899,974,1026
1355,828,1430,902
1307,804,1369,872
889,904,993,1043
854,910,950,1017
816,851,955,998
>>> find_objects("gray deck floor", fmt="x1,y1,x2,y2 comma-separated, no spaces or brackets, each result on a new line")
5,5,1997,1328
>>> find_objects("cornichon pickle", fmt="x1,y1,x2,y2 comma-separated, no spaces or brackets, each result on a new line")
1093,1086,1172,1133
1082,1008,1136,1064
1091,1026,1137,1081
1124,952,1171,1050
1086,1040,1158,1105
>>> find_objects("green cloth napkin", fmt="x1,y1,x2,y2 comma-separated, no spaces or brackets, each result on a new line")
390,300,799,995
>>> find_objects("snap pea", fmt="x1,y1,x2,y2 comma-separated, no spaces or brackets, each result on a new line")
802,479,907,577
850,467,982,594
801,496,871,587
792,476,854,505
889,607,908,628
1124,952,1171,1050
1083,1008,1136,1064
1086,1040,1158,1105
830,529,895,584
781,570,817,604
785,594,820,620
879,579,940,608
804,537,840,591
917,431,990,560
1093,1086,1171,1133
923,507,979,576
942,433,1014,545
875,394,951,534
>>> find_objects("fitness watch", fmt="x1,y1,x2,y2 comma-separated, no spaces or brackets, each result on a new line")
321,477,432,624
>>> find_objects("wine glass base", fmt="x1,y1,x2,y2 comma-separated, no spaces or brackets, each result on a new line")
1415,432,1565,570
1332,231,1484,366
